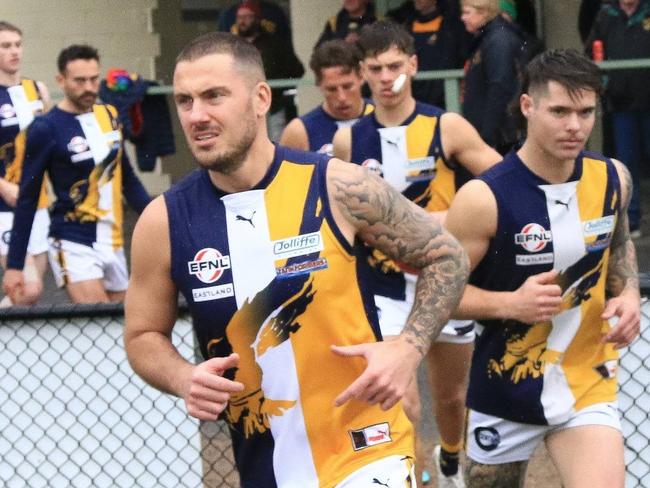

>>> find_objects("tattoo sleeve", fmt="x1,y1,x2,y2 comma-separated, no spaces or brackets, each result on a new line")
329,164,470,356
607,164,639,296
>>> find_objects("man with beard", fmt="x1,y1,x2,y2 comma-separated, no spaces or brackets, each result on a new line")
3,44,150,304
124,32,469,487
234,0,304,141
0,21,51,306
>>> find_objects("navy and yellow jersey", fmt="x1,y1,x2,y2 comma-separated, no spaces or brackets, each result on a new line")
300,100,374,155
6,104,150,270
165,145,414,488
0,79,47,213
468,151,621,426
350,102,465,299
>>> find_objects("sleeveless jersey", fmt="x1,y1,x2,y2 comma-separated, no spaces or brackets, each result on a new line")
166,146,414,488
350,102,465,300
0,79,48,212
7,104,150,270
300,100,373,156
468,151,621,426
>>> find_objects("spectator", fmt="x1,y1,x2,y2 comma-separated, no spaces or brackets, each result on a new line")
279,40,373,155
461,0,523,154
234,0,304,141
404,0,469,108
2,44,150,304
586,0,650,237
0,21,51,306
218,0,292,42
315,0,377,47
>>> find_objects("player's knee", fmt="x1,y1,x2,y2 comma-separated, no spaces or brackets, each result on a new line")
19,281,43,305
436,389,467,412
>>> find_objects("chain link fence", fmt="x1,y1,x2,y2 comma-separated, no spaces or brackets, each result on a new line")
0,294,648,488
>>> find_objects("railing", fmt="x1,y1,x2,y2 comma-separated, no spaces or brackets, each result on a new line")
145,58,650,114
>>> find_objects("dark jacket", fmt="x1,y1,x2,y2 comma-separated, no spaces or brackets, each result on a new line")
315,3,378,47
99,77,175,172
251,31,304,114
462,15,522,152
586,1,650,111
405,5,469,107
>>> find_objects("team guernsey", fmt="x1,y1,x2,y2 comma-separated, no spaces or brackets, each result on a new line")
6,104,150,270
0,80,48,212
350,102,465,301
165,146,414,488
300,100,373,155
469,151,621,426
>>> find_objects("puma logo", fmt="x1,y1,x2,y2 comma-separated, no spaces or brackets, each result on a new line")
236,210,256,227
554,198,571,210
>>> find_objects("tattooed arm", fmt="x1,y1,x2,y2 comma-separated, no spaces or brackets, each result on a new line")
326,158,469,409
601,160,641,349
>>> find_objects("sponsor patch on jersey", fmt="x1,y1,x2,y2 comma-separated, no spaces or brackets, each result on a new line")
583,215,615,237
67,136,89,154
276,258,328,279
516,252,554,266
188,248,231,284
272,232,323,259
349,422,392,451
594,359,617,379
474,427,500,451
405,156,435,172
586,236,612,252
362,158,383,175
514,223,552,252
192,283,234,302
0,103,16,119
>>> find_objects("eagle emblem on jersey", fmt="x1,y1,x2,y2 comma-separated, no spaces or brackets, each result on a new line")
217,275,315,438
66,157,117,223
489,253,605,382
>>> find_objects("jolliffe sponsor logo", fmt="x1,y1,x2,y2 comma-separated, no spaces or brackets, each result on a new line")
188,248,231,284
514,223,552,252
583,216,615,237
273,232,323,259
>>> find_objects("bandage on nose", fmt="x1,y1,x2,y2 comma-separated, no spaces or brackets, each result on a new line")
392,73,407,94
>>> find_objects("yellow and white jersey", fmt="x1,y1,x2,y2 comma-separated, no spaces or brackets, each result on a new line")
165,146,414,487
469,150,621,426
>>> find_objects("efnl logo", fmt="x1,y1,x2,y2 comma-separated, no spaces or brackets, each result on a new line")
514,223,552,252
188,248,231,284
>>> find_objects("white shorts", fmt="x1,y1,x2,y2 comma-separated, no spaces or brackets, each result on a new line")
336,454,416,487
375,273,475,343
48,238,128,292
467,402,622,465
0,208,50,256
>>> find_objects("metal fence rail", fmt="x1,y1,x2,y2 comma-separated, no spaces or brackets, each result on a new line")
0,298,648,487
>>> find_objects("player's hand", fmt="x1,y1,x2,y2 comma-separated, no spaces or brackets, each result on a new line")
331,336,420,411
181,353,244,421
2,269,25,304
510,270,562,323
601,292,641,349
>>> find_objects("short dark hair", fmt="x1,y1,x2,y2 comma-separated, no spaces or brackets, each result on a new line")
0,21,22,36
357,20,415,59
57,44,99,74
522,48,603,99
176,32,265,82
309,40,362,84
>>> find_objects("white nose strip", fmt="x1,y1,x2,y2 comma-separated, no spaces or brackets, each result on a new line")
391,73,407,94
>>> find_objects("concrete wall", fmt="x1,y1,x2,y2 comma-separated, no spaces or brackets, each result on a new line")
4,0,159,92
